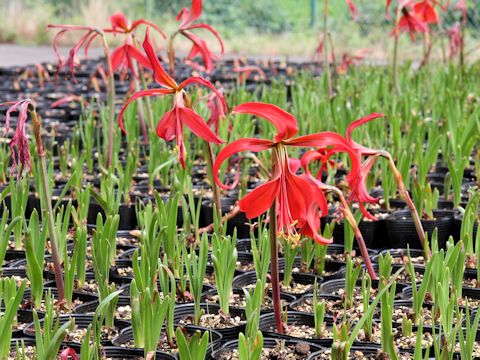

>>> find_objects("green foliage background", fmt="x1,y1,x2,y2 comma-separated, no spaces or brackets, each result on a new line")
0,0,479,44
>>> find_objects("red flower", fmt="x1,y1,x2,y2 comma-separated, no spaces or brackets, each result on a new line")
346,0,359,19
454,0,467,24
213,102,361,245
175,0,224,73
47,25,101,82
386,0,393,18
446,22,462,58
60,348,78,360
391,7,429,40
413,0,445,24
345,113,387,218
118,29,225,168
206,88,227,135
233,59,266,82
104,12,165,36
104,13,166,79
110,36,152,78
0,100,35,177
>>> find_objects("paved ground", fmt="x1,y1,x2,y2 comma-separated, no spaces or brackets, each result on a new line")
0,44,103,67
0,43,316,68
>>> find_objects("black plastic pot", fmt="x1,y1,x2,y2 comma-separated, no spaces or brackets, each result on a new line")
259,311,333,347
112,325,222,357
319,274,406,297
329,217,384,249
288,294,341,313
22,287,98,312
235,238,252,252
173,303,246,341
201,198,250,238
212,337,323,360
202,288,296,314
73,296,130,317
373,248,426,267
278,256,346,282
10,338,176,360
232,271,322,297
385,210,453,249
402,284,480,302
23,314,130,346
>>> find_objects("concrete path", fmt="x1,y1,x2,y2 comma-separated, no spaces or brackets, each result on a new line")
0,44,103,67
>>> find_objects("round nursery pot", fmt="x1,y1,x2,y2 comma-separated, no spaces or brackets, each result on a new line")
288,294,341,314
374,248,426,266
23,314,130,346
235,238,252,252
319,274,406,298
112,325,222,357
9,338,175,360
73,296,131,320
173,303,246,341
278,256,346,282
385,210,453,249
306,345,419,360
22,287,98,313
329,217,384,249
202,288,296,314
201,198,250,238
232,271,322,297
212,337,323,360
259,311,332,347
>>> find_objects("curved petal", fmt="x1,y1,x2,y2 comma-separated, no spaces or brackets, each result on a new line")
130,19,166,38
110,46,126,73
213,138,273,190
178,76,227,113
156,108,177,141
118,89,174,133
181,31,215,73
302,204,332,245
345,113,385,143
184,23,225,53
109,12,129,32
125,44,152,70
176,106,224,144
346,0,358,19
232,102,298,142
345,113,385,155
178,0,203,28
143,28,177,89
239,177,280,219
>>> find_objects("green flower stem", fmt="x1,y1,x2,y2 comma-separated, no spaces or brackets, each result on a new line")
29,106,64,302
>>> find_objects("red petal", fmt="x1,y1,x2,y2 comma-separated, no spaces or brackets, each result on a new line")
386,0,393,18
118,89,174,133
143,28,177,89
346,0,358,19
239,177,280,218
110,46,126,73
60,348,78,360
156,108,177,141
176,106,224,144
345,113,385,155
178,76,227,113
232,102,298,142
181,31,215,73
303,204,333,245
213,138,273,190
185,23,225,54
125,44,152,70
178,0,203,28
130,19,166,38
109,13,129,32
